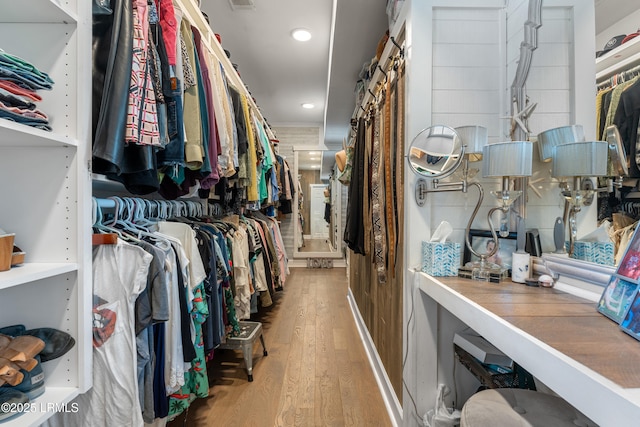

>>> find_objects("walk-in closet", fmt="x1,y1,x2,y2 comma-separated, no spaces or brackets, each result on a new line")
2,0,640,426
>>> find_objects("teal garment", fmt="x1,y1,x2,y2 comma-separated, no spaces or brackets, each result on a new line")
255,118,272,201
167,282,209,419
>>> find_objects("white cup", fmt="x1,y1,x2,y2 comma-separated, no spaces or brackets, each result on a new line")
511,251,530,283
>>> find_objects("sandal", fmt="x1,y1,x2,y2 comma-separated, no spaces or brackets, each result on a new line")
11,246,25,267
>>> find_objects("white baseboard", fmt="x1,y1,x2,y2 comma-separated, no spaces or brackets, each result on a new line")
347,288,403,427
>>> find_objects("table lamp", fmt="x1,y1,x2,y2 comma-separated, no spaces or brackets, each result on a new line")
461,141,533,282
551,140,608,255
537,125,584,162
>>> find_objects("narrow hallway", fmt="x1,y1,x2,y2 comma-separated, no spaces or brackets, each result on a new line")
169,268,392,426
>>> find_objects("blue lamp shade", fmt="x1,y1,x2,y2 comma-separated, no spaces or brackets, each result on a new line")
454,125,488,155
551,141,608,177
536,125,584,162
482,141,533,177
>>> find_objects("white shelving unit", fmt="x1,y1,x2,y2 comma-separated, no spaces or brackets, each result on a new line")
0,0,92,426
596,34,640,80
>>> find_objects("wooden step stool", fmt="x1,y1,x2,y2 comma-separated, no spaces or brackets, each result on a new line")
218,321,267,382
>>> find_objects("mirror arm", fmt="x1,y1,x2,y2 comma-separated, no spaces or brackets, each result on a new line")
433,179,467,192
415,178,468,206
595,176,623,194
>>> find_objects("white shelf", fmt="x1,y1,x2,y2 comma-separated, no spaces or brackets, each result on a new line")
0,0,78,24
0,263,78,291
1,387,80,427
596,34,640,80
0,119,77,148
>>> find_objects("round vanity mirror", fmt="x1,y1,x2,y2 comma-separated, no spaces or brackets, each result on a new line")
605,125,629,177
408,125,464,178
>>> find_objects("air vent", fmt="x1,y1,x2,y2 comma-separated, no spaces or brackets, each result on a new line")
228,0,255,10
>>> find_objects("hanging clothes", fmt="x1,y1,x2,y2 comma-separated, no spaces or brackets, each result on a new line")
45,241,152,427
344,117,367,255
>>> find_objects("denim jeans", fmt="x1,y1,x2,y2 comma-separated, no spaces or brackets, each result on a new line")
154,22,185,167
157,90,185,167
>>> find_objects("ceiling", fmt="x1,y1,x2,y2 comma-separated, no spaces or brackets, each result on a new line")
202,0,631,162
202,0,389,153
594,0,640,34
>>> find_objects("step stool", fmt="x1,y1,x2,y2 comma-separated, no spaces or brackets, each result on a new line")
218,321,267,382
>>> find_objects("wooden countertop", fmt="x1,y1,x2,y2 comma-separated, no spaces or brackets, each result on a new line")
436,276,640,388
417,273,640,425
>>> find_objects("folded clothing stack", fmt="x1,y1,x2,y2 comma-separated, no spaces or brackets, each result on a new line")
0,49,54,131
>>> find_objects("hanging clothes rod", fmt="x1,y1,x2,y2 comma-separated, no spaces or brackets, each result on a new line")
96,198,116,209
597,63,640,90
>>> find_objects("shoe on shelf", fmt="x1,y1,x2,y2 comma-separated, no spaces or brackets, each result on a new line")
24,328,76,363
0,388,29,422
0,326,26,338
0,335,10,352
1,355,45,400
23,328,75,363
0,326,75,363
0,333,38,372
0,336,45,363
0,357,24,387
11,246,25,267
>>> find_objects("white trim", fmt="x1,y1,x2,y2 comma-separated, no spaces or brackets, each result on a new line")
347,288,403,427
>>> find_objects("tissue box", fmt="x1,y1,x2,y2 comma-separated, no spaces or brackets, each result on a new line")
422,241,461,276
566,241,614,266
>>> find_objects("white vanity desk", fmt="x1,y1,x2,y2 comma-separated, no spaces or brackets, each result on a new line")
413,271,640,426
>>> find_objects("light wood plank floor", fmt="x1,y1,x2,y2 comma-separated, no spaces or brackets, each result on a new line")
299,238,333,253
168,267,392,427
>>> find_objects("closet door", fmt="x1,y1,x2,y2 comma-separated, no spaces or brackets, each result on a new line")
0,1,92,426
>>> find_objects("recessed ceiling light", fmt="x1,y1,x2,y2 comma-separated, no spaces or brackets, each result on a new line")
308,151,319,155
301,103,315,109
291,28,312,42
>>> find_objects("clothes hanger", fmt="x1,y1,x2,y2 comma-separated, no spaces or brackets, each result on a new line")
103,196,145,244
91,198,123,244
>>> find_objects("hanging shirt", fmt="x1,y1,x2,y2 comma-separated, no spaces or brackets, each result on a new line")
241,94,259,201
180,19,203,169
158,221,207,289
231,225,251,319
45,240,152,427
126,1,160,146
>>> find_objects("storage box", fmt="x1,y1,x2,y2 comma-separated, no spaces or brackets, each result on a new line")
454,332,513,367
567,241,614,266
421,241,461,276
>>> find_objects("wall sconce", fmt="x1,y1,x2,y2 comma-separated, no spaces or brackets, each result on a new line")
537,125,584,162
603,125,629,191
551,140,608,255
461,141,533,282
411,125,488,206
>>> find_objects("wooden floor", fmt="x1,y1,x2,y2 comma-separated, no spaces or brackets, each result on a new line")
168,268,392,427
299,237,333,253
